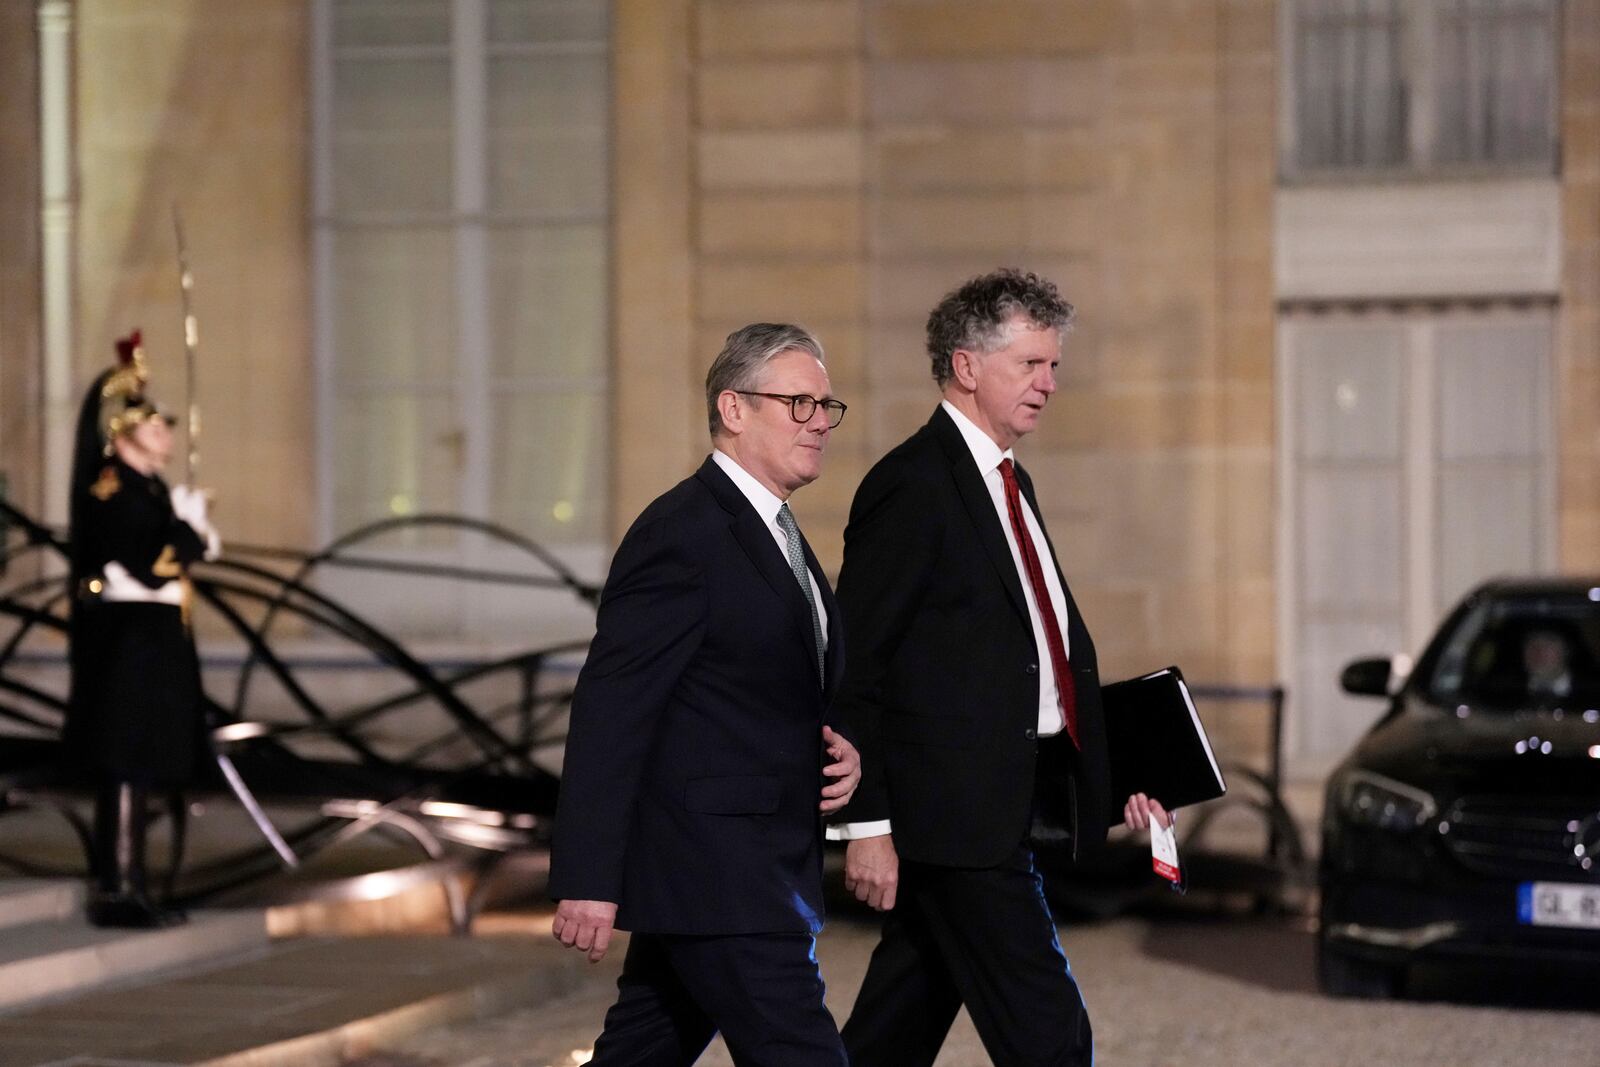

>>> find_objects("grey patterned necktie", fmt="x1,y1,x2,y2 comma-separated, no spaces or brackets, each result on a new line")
776,503,826,682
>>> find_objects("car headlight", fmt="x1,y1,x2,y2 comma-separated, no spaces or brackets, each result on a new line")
1336,771,1437,832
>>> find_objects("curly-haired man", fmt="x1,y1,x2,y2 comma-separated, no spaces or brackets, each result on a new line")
828,269,1166,1066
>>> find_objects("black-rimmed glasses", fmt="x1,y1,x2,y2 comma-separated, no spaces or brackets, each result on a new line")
736,391,848,428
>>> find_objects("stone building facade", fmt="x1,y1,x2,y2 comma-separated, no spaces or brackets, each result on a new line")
0,0,1594,772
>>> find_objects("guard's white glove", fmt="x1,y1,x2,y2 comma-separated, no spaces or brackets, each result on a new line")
170,483,208,528
170,484,222,561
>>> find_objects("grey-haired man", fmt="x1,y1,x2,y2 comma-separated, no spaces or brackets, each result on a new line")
550,323,861,1065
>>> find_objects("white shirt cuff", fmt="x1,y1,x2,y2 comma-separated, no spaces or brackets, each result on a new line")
825,819,892,841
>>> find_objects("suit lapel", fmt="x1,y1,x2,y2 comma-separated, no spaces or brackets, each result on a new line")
695,458,827,687
929,408,1030,626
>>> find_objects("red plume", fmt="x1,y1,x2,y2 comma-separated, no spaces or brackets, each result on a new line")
114,329,142,365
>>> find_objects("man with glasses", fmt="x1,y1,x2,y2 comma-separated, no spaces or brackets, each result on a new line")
550,323,859,1065
829,270,1166,1067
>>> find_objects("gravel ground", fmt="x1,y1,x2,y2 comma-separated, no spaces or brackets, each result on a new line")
361,911,1600,1067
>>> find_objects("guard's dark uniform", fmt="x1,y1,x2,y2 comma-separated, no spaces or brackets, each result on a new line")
68,459,209,782
66,332,215,927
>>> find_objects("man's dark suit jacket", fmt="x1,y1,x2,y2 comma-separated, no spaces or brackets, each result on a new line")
832,406,1113,868
549,456,844,935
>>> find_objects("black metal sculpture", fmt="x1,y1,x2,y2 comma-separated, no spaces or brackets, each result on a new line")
0,498,599,931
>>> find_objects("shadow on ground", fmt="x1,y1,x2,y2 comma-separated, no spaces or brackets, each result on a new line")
1138,915,1600,1013
1137,915,1320,995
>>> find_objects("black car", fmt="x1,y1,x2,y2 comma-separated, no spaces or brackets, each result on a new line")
1318,577,1600,997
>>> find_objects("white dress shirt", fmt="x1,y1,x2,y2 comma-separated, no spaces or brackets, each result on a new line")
710,449,828,645
828,401,1073,842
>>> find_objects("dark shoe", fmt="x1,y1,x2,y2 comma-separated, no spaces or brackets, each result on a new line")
88,892,187,929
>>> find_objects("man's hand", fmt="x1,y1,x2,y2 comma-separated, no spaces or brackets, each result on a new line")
844,834,899,911
552,898,618,962
1122,792,1170,832
820,725,861,813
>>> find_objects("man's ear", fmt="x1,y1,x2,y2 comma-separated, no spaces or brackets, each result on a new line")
951,348,982,391
716,389,744,435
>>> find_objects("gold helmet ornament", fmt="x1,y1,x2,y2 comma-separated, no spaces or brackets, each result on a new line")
97,330,170,452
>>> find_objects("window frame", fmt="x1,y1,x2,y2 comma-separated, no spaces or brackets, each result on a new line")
310,0,611,548
1277,0,1562,184
1274,303,1559,772
308,0,612,638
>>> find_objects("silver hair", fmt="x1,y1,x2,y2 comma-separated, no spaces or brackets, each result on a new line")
705,323,826,436
926,268,1074,388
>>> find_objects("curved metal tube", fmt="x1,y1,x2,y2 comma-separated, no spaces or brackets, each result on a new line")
1,501,590,918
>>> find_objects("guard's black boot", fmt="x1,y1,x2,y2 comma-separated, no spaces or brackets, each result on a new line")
88,782,186,928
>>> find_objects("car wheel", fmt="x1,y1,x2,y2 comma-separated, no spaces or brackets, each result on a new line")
1316,934,1404,998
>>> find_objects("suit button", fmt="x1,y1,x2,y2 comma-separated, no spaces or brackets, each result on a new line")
1024,727,1036,740
1025,663,1039,675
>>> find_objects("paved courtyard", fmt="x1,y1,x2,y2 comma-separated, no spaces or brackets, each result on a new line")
363,911,1600,1067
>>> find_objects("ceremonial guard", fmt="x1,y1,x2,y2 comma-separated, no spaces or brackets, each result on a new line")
66,331,219,928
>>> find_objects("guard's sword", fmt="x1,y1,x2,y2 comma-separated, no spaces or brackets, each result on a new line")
212,722,300,869
172,205,200,485
172,212,294,869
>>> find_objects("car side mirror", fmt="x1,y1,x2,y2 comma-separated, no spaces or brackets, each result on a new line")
1341,657,1394,698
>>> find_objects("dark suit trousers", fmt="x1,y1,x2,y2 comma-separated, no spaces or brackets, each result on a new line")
590,931,846,1067
840,844,1092,1067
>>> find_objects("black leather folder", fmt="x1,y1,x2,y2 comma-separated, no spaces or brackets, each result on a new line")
1101,665,1226,810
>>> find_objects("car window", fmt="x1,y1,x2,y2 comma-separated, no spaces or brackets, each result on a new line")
1425,592,1600,709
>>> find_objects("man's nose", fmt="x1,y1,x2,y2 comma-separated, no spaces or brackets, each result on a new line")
1036,367,1058,395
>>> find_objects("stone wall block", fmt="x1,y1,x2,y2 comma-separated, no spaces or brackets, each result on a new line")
1218,312,1276,383
1066,585,1154,670
869,255,1024,324
697,1,862,57
698,257,867,322
875,193,1030,254
1222,382,1274,448
874,128,1101,192
865,324,934,387
1220,453,1275,580
1026,391,1102,452
1128,0,1220,55
1221,0,1279,54
1088,454,1222,583
698,130,864,189
1107,56,1218,116
870,2,1125,58
699,193,863,254
1023,192,1108,253
869,59,1106,125
697,59,863,129
1100,386,1224,450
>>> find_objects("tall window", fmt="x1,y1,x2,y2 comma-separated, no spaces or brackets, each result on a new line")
1280,310,1556,764
1286,0,1559,177
312,0,609,552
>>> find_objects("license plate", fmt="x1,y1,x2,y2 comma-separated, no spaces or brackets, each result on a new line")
1518,882,1600,929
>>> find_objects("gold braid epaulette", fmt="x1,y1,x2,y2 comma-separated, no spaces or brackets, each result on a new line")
89,466,121,501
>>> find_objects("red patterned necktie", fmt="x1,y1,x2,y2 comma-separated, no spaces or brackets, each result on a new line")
998,458,1080,749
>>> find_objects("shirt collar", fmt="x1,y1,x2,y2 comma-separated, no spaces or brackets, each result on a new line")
711,448,786,528
940,399,1014,477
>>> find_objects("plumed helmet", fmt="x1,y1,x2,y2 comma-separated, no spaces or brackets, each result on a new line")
95,330,170,447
